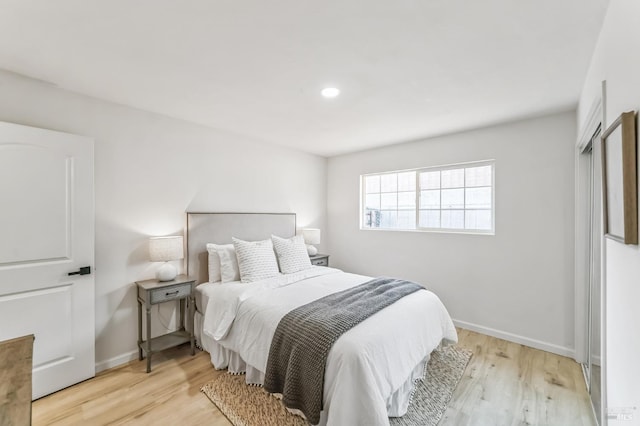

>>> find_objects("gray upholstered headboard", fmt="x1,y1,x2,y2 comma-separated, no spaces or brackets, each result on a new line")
186,212,297,284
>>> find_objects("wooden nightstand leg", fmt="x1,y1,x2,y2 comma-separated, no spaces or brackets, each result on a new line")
146,305,152,373
137,300,143,361
189,295,195,356
179,298,185,331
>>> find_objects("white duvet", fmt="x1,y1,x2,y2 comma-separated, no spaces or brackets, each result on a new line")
200,267,457,426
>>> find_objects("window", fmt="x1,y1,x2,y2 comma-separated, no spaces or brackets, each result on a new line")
361,161,494,233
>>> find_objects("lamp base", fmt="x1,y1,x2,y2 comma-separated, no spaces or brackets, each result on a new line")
307,245,318,256
157,262,177,281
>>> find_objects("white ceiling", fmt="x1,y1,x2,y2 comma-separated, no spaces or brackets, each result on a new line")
0,0,608,157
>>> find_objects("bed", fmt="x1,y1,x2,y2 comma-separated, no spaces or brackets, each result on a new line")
187,212,457,426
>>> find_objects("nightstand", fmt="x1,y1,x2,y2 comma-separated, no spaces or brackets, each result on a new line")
136,275,196,373
309,253,330,267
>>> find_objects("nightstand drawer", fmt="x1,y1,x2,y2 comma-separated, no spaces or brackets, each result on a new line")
150,283,191,304
311,257,328,266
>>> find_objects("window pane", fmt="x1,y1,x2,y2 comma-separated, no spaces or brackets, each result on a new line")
420,190,440,209
420,171,440,189
381,193,397,209
381,174,397,192
442,210,464,229
364,209,381,228
419,210,440,228
398,171,416,191
465,187,491,209
398,211,416,229
365,175,380,193
398,191,416,209
441,188,464,209
379,211,397,228
465,165,492,187
365,193,380,210
465,210,492,230
441,168,464,188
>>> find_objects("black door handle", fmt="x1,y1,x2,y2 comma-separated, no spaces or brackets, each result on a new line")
68,266,91,276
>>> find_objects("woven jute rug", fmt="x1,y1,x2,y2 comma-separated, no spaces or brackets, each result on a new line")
201,345,471,426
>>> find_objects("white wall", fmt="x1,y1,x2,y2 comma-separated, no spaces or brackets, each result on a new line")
327,112,576,355
0,71,327,371
578,0,640,422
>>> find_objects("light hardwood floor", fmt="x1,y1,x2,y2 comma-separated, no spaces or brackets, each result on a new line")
441,329,595,426
32,329,595,426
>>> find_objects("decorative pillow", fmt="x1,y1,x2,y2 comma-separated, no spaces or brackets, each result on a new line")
271,234,312,274
206,243,240,283
232,237,280,283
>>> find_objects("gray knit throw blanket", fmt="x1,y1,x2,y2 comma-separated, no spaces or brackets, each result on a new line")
263,277,424,425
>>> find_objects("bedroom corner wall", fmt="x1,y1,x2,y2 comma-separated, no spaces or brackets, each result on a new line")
0,70,327,371
327,111,577,356
578,0,640,422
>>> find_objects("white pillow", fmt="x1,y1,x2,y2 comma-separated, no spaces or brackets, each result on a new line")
271,234,312,274
232,237,280,283
206,243,240,283
206,243,222,282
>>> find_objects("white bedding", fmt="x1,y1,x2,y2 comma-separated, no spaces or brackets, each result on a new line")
198,266,457,426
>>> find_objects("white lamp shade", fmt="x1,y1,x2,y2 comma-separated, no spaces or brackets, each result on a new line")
302,228,321,245
149,236,184,262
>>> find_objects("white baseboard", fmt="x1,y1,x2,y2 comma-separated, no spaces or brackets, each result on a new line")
95,321,576,373
453,319,576,359
95,349,139,374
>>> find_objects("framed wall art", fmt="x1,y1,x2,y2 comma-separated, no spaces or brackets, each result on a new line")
601,110,638,244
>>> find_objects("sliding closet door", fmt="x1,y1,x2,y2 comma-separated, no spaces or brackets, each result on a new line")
588,129,603,424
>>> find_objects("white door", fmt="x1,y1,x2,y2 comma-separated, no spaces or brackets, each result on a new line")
0,121,95,399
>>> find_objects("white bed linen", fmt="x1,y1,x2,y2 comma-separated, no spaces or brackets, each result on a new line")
198,267,457,426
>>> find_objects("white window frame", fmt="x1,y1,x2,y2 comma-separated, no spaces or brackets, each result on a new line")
360,160,495,234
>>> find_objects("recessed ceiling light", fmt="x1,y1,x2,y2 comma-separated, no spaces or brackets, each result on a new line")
321,87,340,98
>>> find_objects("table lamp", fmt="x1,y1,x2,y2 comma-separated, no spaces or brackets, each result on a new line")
149,236,184,281
302,228,321,256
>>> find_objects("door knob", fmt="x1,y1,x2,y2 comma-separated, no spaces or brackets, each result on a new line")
68,266,91,276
